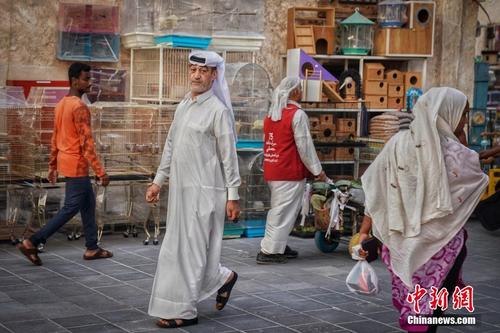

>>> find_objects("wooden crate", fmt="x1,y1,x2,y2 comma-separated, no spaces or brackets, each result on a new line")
388,96,404,109
335,131,356,141
365,95,388,109
388,84,404,97
336,147,355,160
309,116,321,131
320,114,334,125
364,80,387,95
386,70,403,84
363,63,385,81
287,7,336,50
404,72,422,89
318,123,336,142
336,118,356,133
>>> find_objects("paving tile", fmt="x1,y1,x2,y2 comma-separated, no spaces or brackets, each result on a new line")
52,314,106,328
109,271,151,282
26,301,89,319
0,301,44,323
306,308,365,324
181,318,235,333
3,319,67,333
290,322,348,332
69,323,127,333
97,309,149,322
337,320,398,333
217,314,277,331
245,326,298,333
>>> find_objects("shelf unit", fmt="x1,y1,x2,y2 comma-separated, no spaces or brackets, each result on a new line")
283,53,429,179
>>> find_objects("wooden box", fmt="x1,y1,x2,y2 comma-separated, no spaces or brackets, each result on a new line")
310,130,321,141
373,1,435,57
388,96,405,109
388,84,404,97
404,72,422,89
309,116,321,131
313,26,335,55
287,7,336,51
317,124,336,142
386,70,403,84
345,81,357,96
364,80,387,95
365,95,388,109
317,147,335,160
335,131,356,141
320,114,334,125
363,63,385,81
336,118,356,133
336,147,355,160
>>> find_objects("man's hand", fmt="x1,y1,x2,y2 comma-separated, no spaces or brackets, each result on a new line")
146,183,161,203
314,170,327,182
47,169,58,184
226,200,240,221
98,174,110,187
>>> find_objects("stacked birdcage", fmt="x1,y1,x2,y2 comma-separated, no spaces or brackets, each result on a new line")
26,87,69,180
90,103,175,176
0,87,34,241
131,47,191,102
225,63,272,145
238,152,270,237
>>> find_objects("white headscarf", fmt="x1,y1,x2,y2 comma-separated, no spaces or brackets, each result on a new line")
268,76,301,121
361,87,488,287
188,50,235,132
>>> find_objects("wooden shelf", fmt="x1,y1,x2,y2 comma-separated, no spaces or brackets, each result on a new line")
321,160,355,165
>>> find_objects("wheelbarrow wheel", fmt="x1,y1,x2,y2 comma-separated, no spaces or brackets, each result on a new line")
314,230,340,253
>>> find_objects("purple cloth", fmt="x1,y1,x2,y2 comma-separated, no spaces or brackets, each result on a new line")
381,228,467,332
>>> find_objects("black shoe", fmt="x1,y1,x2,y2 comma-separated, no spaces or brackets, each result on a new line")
256,251,288,264
284,245,298,259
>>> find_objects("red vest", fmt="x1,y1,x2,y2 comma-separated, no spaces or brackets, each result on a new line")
263,103,310,181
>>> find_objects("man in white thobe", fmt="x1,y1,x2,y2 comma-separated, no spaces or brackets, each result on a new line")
258,77,327,264
146,51,240,329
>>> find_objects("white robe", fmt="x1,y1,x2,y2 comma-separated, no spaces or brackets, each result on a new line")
149,89,241,319
261,102,322,254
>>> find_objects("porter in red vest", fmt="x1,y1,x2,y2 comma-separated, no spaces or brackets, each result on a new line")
257,77,326,264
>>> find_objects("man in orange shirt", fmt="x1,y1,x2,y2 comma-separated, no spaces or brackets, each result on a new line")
17,62,113,266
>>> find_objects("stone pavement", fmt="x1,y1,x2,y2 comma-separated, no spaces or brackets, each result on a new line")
0,219,499,333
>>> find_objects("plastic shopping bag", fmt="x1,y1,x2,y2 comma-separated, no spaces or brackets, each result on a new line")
346,260,379,295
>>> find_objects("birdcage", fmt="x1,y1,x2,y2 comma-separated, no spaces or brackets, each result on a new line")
155,0,213,36
26,87,69,180
225,63,272,146
131,47,191,102
213,0,264,36
238,151,270,237
90,103,175,176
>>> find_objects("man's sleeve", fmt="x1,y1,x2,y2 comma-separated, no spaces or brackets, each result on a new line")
214,108,241,200
292,109,322,176
74,105,106,177
153,125,174,187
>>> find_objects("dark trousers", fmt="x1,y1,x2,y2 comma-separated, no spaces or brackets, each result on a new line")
30,176,98,250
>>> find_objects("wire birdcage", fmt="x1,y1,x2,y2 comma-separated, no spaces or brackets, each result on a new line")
225,63,272,142
238,152,270,223
90,103,175,176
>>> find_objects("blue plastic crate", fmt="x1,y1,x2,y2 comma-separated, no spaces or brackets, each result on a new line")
154,34,211,49
242,219,266,238
223,222,244,239
236,140,264,150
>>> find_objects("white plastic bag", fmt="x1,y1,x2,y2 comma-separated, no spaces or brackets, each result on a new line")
346,260,380,295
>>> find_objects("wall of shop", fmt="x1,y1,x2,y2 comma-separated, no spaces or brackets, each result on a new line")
0,0,481,101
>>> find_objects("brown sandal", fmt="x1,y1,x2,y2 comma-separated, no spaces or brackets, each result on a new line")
17,243,42,266
156,317,198,328
83,248,113,260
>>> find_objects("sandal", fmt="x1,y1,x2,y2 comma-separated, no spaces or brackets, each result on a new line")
156,317,198,329
83,248,113,260
216,271,238,310
17,243,42,266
